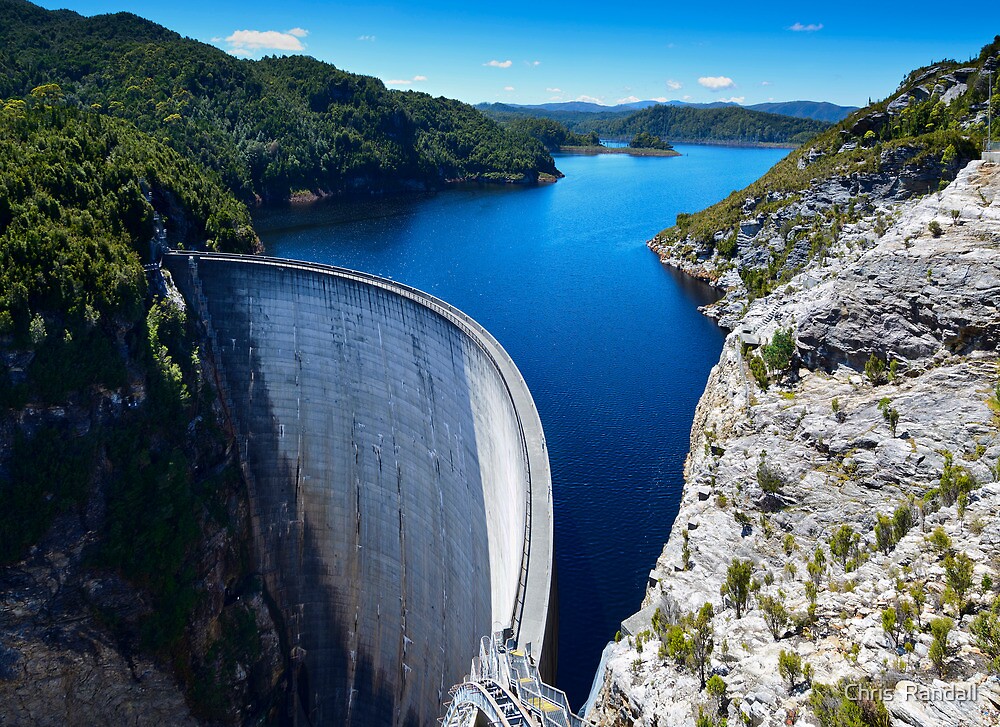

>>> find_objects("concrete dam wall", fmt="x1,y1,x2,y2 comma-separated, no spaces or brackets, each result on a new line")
163,252,554,726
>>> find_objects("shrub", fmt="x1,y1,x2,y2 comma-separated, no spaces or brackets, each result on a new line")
761,327,795,372
929,220,943,237
892,502,914,540
874,514,895,555
929,617,953,676
760,594,790,639
971,601,1000,672
927,526,952,556
721,559,754,618
865,353,887,385
944,552,974,620
830,524,859,571
748,353,769,389
809,680,890,727
757,452,787,494
778,649,802,691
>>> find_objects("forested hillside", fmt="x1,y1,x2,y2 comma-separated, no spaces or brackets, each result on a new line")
0,94,288,720
478,102,829,146
0,0,558,201
585,105,829,145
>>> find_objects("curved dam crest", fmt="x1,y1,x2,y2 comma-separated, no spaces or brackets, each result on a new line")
163,252,554,726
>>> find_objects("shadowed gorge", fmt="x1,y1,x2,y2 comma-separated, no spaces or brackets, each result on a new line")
163,252,554,726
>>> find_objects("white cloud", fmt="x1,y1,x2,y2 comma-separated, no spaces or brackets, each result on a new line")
682,94,692,100
527,60,541,67
666,79,683,90
227,48,254,57
719,96,745,103
287,27,308,37
789,22,823,32
387,75,427,85
484,59,513,68
210,36,222,43
698,75,735,90
574,95,603,104
357,34,376,41
761,81,772,86
225,29,305,52
504,86,515,92
616,95,641,104
650,97,668,103
546,87,562,93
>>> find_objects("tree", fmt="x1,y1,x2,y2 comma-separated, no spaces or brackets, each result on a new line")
910,581,926,629
689,602,715,689
893,502,914,541
929,617,953,676
778,649,802,691
760,594,790,639
882,606,900,648
874,514,895,555
721,559,754,619
829,525,858,571
939,451,976,507
945,552,974,621
761,328,795,372
757,451,786,494
706,674,727,713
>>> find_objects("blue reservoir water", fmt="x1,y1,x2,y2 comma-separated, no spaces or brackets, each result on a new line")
254,144,787,708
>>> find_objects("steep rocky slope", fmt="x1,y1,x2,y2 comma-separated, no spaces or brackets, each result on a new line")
589,44,1000,727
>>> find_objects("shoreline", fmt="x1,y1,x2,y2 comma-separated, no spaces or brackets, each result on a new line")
557,145,680,157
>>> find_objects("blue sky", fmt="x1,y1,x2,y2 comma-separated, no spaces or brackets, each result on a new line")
37,0,995,107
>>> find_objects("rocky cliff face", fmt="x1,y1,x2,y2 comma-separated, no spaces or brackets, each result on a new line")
588,154,1000,726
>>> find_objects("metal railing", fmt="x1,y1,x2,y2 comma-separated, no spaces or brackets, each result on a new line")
447,631,585,727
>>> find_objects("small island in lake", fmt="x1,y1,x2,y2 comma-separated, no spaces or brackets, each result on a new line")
561,132,680,157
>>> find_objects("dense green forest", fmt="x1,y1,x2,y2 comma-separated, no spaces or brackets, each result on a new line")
0,101,255,347
478,102,830,146
0,0,558,201
506,116,600,151
0,98,271,715
594,105,829,145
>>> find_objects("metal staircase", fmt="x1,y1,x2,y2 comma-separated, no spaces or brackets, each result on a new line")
441,631,585,727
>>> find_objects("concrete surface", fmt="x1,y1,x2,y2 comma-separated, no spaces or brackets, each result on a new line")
163,252,553,726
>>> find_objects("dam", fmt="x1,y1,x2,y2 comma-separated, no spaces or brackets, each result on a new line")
162,252,555,726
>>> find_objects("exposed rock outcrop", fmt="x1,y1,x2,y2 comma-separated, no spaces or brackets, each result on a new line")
589,159,1000,727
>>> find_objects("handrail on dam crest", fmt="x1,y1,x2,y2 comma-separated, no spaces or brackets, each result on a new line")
162,251,555,666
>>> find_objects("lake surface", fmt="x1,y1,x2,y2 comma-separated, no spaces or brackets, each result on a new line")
255,144,788,708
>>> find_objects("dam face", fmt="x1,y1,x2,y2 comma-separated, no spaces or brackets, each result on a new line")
163,253,553,726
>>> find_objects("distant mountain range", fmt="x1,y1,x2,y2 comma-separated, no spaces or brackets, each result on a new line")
479,100,859,123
